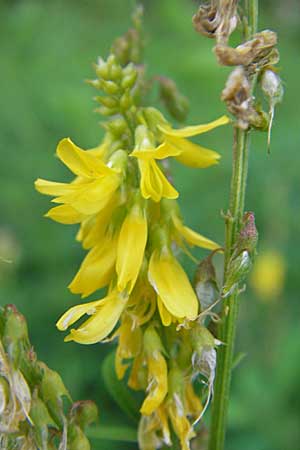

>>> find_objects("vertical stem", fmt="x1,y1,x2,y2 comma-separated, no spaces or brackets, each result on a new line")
208,2,258,450
208,128,250,450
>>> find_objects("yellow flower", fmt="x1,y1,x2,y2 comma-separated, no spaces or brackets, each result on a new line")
116,202,148,293
35,138,122,217
56,290,128,345
172,212,219,251
130,125,179,202
138,406,171,450
158,115,229,168
68,232,118,298
114,315,143,380
140,327,168,415
131,148,179,202
75,192,119,250
148,248,199,321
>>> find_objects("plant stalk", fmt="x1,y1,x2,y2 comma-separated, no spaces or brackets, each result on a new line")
208,2,258,450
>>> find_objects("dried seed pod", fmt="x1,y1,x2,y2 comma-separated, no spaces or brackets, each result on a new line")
214,30,277,68
193,0,238,44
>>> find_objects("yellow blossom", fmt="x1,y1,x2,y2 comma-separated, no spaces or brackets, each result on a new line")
35,139,123,217
172,213,219,251
68,232,118,298
140,327,168,415
130,125,179,202
158,115,229,168
114,315,143,379
56,291,128,345
116,202,148,293
75,193,119,249
148,248,199,321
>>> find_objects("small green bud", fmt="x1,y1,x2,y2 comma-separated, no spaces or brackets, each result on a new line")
222,250,252,298
110,64,122,81
95,96,119,109
106,117,128,136
143,107,168,134
120,89,133,111
95,106,119,116
121,70,138,90
101,80,120,95
94,58,110,80
85,79,101,89
158,76,189,122
39,362,71,426
3,304,29,367
68,423,91,450
69,400,98,428
30,394,55,448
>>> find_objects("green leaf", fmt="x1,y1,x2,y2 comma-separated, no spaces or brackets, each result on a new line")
101,351,141,424
86,424,137,442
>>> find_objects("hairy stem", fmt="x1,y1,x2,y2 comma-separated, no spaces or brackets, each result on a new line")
208,2,258,450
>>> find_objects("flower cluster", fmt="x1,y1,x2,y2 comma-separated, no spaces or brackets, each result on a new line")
35,47,228,448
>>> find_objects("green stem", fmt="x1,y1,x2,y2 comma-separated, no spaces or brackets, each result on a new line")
208,2,258,449
208,128,250,450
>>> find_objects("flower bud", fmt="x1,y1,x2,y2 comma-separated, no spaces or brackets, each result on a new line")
94,58,110,80
68,424,91,450
194,252,220,311
120,89,133,111
69,400,98,428
2,304,29,368
39,362,71,425
106,117,128,137
95,96,119,109
101,80,120,95
30,394,55,448
158,77,189,122
121,68,138,90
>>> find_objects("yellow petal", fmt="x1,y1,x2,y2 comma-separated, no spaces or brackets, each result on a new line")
185,382,203,417
168,402,195,450
148,249,198,320
139,160,178,202
130,142,181,160
158,115,230,138
56,138,113,177
63,293,128,345
45,204,86,224
165,136,220,168
35,178,78,196
54,175,120,215
56,297,106,330
157,296,172,327
173,215,219,250
116,206,148,293
69,236,117,297
140,352,168,415
115,316,143,379
76,194,118,249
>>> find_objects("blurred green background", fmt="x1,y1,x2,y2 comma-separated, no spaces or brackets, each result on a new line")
1,0,299,449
